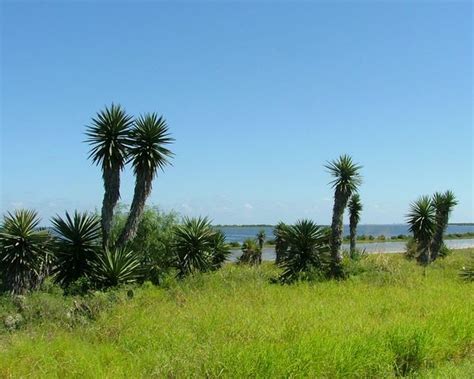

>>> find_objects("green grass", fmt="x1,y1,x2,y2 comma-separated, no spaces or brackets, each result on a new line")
0,250,473,377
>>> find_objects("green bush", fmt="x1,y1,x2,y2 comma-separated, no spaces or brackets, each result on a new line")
278,219,330,283
111,205,179,279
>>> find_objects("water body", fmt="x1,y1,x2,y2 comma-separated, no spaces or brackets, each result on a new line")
217,224,474,243
229,239,474,262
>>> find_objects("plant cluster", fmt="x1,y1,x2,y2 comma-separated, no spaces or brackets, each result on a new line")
406,191,458,265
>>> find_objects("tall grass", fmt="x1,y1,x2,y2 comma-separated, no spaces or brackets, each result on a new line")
0,250,473,377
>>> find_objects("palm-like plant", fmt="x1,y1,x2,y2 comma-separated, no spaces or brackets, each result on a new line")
348,194,363,258
85,104,134,247
173,217,215,277
0,210,51,294
256,229,266,251
239,238,261,265
51,211,101,287
431,191,457,261
117,113,174,246
89,247,143,287
210,230,231,270
325,155,362,276
406,196,435,265
273,222,289,264
279,219,330,283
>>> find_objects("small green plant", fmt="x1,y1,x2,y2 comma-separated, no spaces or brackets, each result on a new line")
239,238,261,265
459,256,474,282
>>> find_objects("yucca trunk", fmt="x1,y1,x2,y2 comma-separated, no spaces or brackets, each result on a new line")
101,166,121,248
329,189,349,275
349,217,357,256
116,171,153,247
430,213,448,261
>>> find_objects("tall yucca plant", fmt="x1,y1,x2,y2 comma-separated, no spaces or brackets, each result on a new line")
0,210,51,294
256,229,266,251
174,217,215,277
325,155,362,277
406,196,435,265
273,222,289,264
85,104,133,248
51,211,101,287
279,219,330,283
431,191,457,261
117,113,174,247
348,194,363,258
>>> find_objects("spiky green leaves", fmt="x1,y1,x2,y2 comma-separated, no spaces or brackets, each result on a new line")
406,196,436,242
325,154,362,195
278,219,330,283
406,191,458,264
128,113,174,178
174,217,224,277
85,103,134,170
348,194,363,226
0,210,51,294
210,230,231,270
51,211,101,286
89,247,143,287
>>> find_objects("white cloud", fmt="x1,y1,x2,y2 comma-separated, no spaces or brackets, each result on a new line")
244,203,253,210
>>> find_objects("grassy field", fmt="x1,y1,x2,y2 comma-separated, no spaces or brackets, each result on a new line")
0,250,473,378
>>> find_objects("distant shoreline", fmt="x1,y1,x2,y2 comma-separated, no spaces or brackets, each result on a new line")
213,223,474,228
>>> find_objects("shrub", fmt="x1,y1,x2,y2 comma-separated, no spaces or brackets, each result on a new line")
173,217,215,277
239,238,261,265
278,219,330,283
89,248,143,288
111,205,179,277
0,210,52,294
50,211,101,287
210,230,231,270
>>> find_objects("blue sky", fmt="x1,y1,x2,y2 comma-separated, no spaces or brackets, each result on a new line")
1,1,472,225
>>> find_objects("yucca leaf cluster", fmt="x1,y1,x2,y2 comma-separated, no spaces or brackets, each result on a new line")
406,191,458,265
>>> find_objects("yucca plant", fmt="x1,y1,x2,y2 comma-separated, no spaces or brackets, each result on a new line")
0,210,51,294
348,194,363,258
89,247,143,288
406,196,435,265
210,230,231,269
117,113,174,247
431,191,458,261
278,219,330,283
273,222,289,264
256,229,266,251
325,155,362,277
51,211,101,287
85,104,134,247
173,217,215,277
239,238,261,265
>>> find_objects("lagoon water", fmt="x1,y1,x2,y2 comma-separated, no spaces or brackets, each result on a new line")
217,224,474,243
229,239,474,262
218,224,474,261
